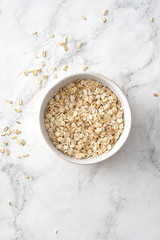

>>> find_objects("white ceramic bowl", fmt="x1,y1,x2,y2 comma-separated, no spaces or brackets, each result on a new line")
39,73,131,164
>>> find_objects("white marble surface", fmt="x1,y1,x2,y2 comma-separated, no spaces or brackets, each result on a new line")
0,0,160,239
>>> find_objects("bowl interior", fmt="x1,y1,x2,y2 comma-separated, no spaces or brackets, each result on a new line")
39,73,131,164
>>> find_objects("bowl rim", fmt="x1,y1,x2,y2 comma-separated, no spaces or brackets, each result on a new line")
39,72,132,165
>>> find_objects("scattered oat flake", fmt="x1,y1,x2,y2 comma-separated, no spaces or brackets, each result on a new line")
54,230,58,235
8,201,11,205
3,142,8,146
11,129,18,134
3,126,9,132
0,149,5,153
77,43,83,48
17,121,21,124
64,45,68,51
64,36,68,43
25,175,30,179
42,50,46,57
18,99,22,106
24,71,28,76
14,109,21,113
33,70,38,75
41,61,45,66
150,17,154,22
153,93,158,97
63,65,68,71
50,34,55,38
6,129,11,135
32,31,37,35
82,67,88,71
81,16,86,20
11,136,17,139
5,149,10,156
103,10,109,16
17,139,25,146
101,18,106,23
15,131,21,135
32,70,37,76
22,153,29,158
42,75,48,79
59,37,68,51
1,133,6,136
53,74,57,79
36,68,42,73
51,67,57,71
6,99,12,104
17,155,21,159
37,79,42,85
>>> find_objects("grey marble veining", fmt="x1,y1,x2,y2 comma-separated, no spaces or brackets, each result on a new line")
0,0,160,239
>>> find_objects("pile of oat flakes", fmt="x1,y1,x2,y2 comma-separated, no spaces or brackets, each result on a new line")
45,79,124,159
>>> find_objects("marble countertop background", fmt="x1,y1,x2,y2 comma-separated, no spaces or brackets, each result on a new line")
0,0,160,239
